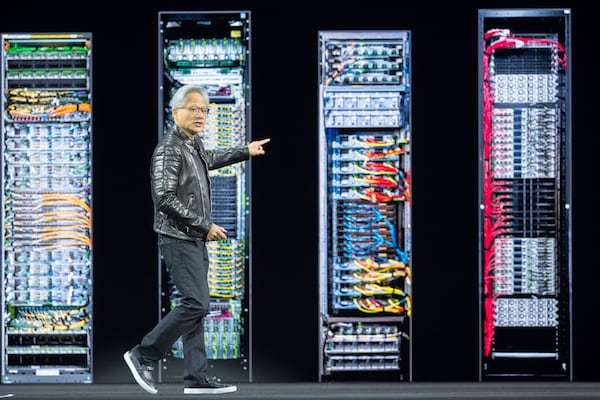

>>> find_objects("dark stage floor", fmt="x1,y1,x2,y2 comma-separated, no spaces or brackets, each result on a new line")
1,382,600,400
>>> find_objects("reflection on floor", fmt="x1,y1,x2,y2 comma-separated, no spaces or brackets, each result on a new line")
2,382,600,400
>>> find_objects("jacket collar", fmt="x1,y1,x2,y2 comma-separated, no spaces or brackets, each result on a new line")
173,126,194,142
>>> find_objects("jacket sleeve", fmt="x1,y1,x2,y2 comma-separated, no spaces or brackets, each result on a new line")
206,146,250,170
151,143,211,236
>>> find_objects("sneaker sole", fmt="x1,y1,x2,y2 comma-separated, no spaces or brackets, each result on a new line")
123,351,158,395
184,385,237,394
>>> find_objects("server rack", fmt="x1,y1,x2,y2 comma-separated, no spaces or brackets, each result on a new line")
478,9,572,380
157,11,252,383
0,33,93,383
318,30,412,381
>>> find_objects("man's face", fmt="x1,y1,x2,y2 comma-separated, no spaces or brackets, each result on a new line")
173,92,209,137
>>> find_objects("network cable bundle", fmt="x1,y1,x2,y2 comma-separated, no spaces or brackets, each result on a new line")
0,33,93,383
157,11,252,382
318,31,412,381
478,9,572,379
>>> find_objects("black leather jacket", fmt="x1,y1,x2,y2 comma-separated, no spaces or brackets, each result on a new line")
151,126,249,241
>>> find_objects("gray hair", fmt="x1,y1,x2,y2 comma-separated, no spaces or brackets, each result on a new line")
169,85,210,109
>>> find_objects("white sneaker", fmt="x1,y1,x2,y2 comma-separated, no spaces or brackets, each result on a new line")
123,350,158,394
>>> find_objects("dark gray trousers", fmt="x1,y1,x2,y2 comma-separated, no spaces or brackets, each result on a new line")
136,235,210,384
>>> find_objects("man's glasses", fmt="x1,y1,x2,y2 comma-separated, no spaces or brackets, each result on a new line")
178,106,209,115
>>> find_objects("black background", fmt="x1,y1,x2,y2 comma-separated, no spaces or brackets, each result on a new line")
1,0,596,384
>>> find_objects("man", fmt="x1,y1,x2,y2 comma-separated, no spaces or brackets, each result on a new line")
124,84,270,395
